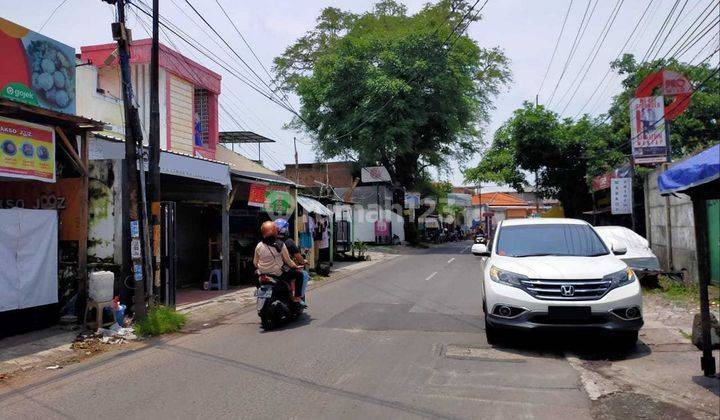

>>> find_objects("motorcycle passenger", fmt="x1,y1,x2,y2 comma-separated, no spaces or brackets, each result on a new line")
253,221,302,303
273,218,307,305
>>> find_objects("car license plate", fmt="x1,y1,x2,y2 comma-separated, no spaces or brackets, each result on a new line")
548,306,591,320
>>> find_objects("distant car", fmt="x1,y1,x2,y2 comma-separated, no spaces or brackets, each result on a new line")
594,226,660,279
473,218,643,347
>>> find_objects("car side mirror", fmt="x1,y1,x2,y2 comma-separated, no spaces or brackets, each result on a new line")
471,243,490,257
612,242,627,255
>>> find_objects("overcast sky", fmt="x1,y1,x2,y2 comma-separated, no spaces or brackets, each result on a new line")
2,0,716,185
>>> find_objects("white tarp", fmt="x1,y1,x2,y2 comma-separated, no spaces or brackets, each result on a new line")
0,209,58,312
297,195,333,216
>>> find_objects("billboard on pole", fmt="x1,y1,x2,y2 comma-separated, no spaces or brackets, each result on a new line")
630,96,667,164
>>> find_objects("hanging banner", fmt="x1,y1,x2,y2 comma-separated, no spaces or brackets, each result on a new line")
611,177,632,215
0,177,82,240
0,117,55,182
361,166,391,183
248,183,267,207
630,96,667,165
0,18,76,115
264,190,294,218
404,192,420,209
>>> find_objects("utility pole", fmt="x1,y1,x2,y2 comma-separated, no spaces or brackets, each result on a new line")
293,137,299,244
108,0,147,317
148,0,162,304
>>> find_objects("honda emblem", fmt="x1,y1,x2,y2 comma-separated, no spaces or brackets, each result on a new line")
560,284,575,297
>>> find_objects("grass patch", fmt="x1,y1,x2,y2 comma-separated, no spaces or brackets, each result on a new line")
644,275,699,303
310,273,325,282
678,329,692,340
134,306,186,337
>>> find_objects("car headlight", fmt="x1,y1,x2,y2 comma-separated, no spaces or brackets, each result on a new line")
489,266,527,286
603,268,637,288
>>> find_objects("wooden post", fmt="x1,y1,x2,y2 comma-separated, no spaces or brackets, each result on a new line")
691,191,717,376
221,190,230,290
77,131,90,318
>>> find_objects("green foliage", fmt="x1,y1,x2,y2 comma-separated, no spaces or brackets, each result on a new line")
274,0,511,188
351,241,368,257
134,306,186,337
464,102,611,217
465,55,719,217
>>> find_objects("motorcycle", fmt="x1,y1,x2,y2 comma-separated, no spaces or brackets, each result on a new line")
256,272,305,330
474,234,487,244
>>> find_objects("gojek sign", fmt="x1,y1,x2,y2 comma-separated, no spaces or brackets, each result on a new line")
0,17,76,115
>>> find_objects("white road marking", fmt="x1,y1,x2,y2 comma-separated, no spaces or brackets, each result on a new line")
461,245,471,253
447,258,455,264
425,271,438,281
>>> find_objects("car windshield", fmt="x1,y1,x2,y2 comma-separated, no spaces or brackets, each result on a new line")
496,224,609,257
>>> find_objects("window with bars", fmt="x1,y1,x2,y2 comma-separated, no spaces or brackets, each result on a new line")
193,88,210,148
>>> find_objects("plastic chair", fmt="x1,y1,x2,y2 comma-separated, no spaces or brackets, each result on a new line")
208,269,222,290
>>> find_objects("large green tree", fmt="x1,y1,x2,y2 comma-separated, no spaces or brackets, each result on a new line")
273,0,511,189
464,102,612,217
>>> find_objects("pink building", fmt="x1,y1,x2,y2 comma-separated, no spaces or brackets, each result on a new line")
80,39,220,159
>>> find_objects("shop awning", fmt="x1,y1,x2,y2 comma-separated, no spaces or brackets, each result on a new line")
658,144,719,195
297,195,333,216
89,136,231,186
230,169,295,187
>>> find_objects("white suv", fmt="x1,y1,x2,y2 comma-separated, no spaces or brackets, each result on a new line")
472,218,643,346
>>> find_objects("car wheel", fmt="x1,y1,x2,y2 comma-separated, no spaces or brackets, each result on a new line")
485,318,503,345
614,331,638,349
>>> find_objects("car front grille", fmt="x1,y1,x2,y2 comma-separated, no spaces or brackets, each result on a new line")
519,278,612,301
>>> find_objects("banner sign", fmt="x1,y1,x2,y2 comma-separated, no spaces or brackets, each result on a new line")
591,164,632,192
264,190,294,217
374,220,390,237
361,166,391,183
0,18,76,114
630,96,667,164
0,177,82,240
0,117,55,182
248,183,267,207
611,177,632,215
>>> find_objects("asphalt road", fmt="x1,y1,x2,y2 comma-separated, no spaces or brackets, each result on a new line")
0,241,595,419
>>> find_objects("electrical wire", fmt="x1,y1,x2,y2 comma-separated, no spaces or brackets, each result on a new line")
573,0,654,117
537,0,574,100
557,0,625,115
641,0,682,62
39,0,69,31
546,0,598,106
649,0,690,61
656,0,719,62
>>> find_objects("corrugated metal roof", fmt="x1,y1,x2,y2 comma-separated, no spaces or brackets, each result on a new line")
297,195,333,216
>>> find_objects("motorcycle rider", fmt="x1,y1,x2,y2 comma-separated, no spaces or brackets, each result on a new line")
253,221,303,303
274,218,307,304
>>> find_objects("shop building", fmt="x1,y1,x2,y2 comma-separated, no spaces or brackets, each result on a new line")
0,18,105,335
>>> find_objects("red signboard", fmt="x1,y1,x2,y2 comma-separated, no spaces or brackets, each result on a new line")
635,69,692,121
248,183,267,207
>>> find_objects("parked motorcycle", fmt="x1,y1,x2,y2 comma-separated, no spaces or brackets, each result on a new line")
256,273,304,330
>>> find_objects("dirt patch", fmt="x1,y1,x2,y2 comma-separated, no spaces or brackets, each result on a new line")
592,392,699,420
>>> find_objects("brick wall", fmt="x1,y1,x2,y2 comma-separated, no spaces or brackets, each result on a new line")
280,162,355,188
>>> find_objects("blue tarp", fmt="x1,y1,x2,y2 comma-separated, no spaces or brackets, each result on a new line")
658,144,720,194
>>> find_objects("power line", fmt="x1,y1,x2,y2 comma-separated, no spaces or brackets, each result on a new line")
546,0,598,106
649,0,690,61
641,0,682,62
129,1,299,116
557,0,625,115
213,0,292,106
574,0,654,117
537,0,574,99
39,0,69,31
656,0,719,62
180,0,296,112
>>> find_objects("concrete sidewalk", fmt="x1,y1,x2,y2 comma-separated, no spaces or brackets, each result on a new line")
0,250,399,382
569,293,720,419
